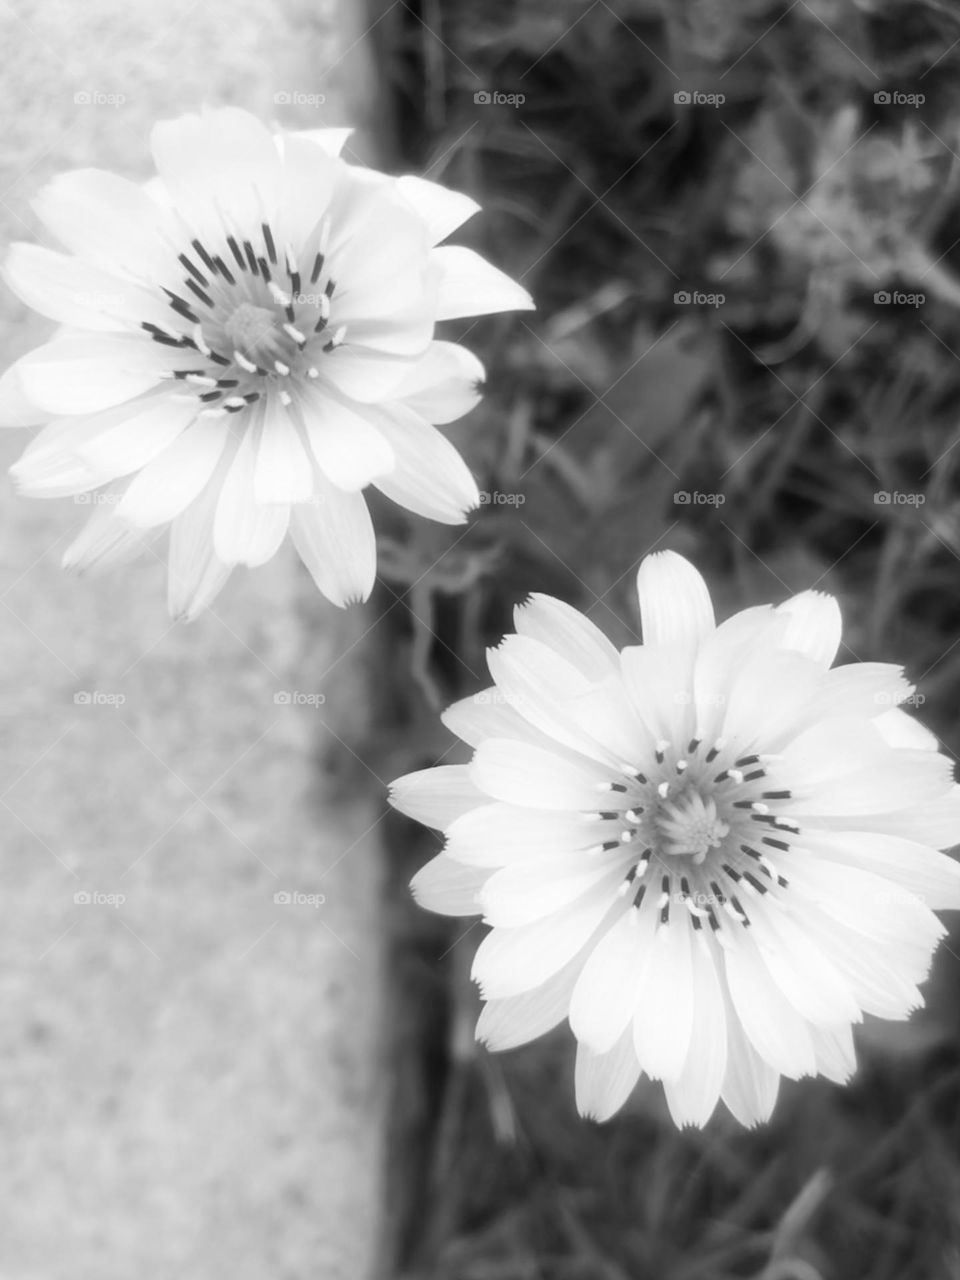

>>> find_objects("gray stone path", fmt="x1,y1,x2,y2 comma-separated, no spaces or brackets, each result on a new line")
0,3,388,1276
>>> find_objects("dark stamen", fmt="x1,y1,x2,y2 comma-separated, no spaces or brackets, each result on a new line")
199,390,221,402
762,790,791,801
163,289,200,324
244,241,260,276
311,252,324,284
178,253,208,286
185,279,215,310
227,235,246,270
262,222,277,264
191,239,217,274
212,256,236,286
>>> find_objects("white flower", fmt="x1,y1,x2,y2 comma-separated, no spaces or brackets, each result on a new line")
389,551,960,1127
0,107,533,617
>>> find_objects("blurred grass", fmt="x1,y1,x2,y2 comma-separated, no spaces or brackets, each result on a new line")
372,1,960,1276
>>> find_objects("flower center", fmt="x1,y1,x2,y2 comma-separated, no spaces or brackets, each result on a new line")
140,220,344,417
223,302,279,362
589,734,795,945
655,789,729,862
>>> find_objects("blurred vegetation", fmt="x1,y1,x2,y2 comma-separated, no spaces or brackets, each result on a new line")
371,1,960,1277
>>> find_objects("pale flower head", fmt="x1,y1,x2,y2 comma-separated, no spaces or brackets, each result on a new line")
390,551,960,1127
0,107,533,617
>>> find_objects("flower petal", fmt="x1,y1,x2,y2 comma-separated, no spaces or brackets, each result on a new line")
445,802,616,867
574,1029,642,1123
432,245,534,319
389,764,486,829
62,498,153,574
116,417,229,528
636,550,715,649
471,882,617,998
370,405,479,524
632,911,695,1081
297,384,394,492
719,986,780,1127
723,934,816,1078
396,174,481,245
477,954,581,1051
214,427,290,566
470,737,614,810
288,475,376,606
167,473,234,620
16,334,172,416
254,396,313,505
775,590,842,667
663,937,727,1128
392,340,486,425
32,167,174,278
0,357,47,427
569,910,649,1054
151,106,282,238
513,595,620,680
3,243,171,332
411,853,486,916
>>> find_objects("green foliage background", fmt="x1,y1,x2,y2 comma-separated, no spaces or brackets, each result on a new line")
376,3,960,1276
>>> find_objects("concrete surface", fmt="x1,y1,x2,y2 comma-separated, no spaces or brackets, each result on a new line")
0,3,388,1277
